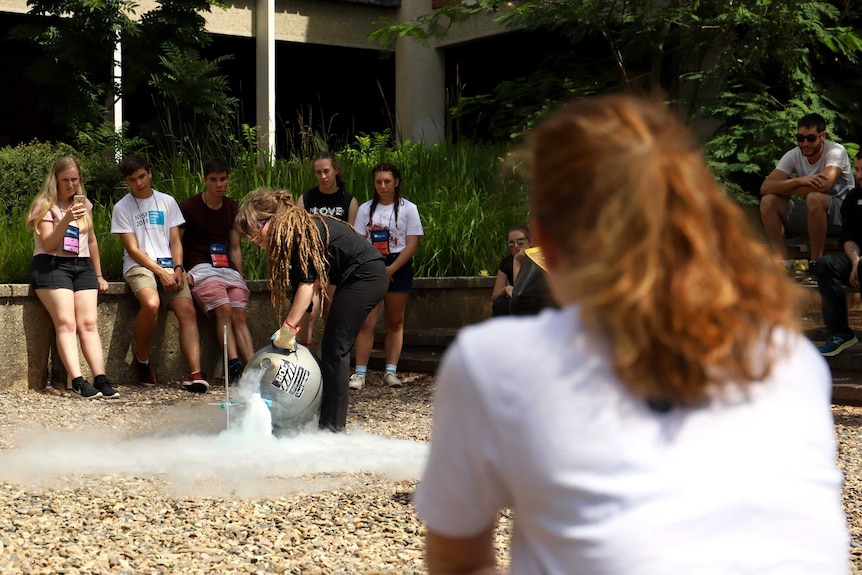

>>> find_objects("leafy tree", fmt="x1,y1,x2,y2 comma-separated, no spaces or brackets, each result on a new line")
10,0,233,156
370,1,862,202
10,0,135,133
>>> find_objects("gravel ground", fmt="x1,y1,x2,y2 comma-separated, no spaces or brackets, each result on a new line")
0,374,858,574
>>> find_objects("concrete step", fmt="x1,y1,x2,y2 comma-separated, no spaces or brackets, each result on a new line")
831,370,862,405
355,327,459,374
372,327,458,348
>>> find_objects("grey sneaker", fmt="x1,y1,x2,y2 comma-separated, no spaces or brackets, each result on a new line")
71,379,102,400
383,372,403,388
349,373,365,390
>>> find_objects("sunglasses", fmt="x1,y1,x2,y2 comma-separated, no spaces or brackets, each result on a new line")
252,218,269,239
506,238,528,248
796,133,821,143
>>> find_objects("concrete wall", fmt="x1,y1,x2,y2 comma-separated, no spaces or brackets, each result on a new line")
0,277,494,393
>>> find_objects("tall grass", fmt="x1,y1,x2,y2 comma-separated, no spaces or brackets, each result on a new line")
0,207,36,283
92,201,124,280
0,134,530,282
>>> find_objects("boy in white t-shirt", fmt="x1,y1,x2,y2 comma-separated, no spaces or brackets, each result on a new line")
111,155,209,393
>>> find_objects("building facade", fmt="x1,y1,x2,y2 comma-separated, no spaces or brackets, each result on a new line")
0,0,505,151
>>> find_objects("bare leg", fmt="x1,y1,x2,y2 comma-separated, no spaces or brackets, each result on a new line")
231,307,255,362
806,192,829,261
74,289,106,376
133,287,160,362
213,303,238,359
759,194,790,260
36,288,83,378
383,292,409,366
354,301,382,367
169,297,202,374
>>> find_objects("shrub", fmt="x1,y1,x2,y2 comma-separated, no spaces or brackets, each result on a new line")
0,140,124,214
0,141,77,213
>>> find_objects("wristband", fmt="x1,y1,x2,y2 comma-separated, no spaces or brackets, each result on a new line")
96,275,103,278
284,320,301,332
174,264,185,272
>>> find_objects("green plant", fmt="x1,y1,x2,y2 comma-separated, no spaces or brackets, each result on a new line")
0,141,75,213
0,206,35,283
92,201,125,281
0,133,530,282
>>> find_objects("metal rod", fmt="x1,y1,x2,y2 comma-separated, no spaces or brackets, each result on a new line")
224,324,230,431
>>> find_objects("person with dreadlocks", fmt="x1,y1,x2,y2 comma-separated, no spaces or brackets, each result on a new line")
235,188,388,432
350,162,424,390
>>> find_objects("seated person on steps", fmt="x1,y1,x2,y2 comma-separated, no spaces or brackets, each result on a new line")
760,113,854,284
490,225,531,317
814,150,862,356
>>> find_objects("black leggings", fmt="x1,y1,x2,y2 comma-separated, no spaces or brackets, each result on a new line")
318,259,389,431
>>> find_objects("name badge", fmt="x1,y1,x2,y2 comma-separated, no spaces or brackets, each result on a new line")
156,257,174,268
210,243,229,268
370,229,390,256
63,225,79,254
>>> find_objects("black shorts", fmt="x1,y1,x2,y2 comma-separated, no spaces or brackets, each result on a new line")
30,254,99,291
385,253,413,293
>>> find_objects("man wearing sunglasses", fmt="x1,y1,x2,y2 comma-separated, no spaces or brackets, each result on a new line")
760,113,855,285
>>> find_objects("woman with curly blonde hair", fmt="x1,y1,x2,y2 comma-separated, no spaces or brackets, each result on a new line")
27,156,117,399
414,95,847,573
235,188,388,432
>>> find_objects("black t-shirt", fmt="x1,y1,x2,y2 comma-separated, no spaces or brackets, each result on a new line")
497,253,515,286
301,187,355,221
840,187,862,248
289,217,383,289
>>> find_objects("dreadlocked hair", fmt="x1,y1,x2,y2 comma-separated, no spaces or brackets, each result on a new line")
235,188,331,319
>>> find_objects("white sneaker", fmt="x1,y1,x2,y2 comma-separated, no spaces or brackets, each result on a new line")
383,372,403,388
349,373,365,390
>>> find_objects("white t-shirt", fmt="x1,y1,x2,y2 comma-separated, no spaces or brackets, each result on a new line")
414,306,848,574
353,198,424,255
111,190,185,275
776,140,855,199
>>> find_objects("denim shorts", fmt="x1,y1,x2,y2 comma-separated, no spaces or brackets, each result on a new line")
29,254,99,291
385,253,413,293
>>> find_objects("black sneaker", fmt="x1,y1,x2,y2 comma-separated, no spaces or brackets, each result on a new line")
801,260,818,286
136,359,156,387
71,379,102,400
228,359,245,385
94,376,119,399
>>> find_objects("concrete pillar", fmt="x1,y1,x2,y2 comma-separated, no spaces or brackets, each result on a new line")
256,0,276,160
113,31,123,161
395,0,445,144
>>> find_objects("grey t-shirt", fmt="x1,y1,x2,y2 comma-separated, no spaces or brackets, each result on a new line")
775,140,855,199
